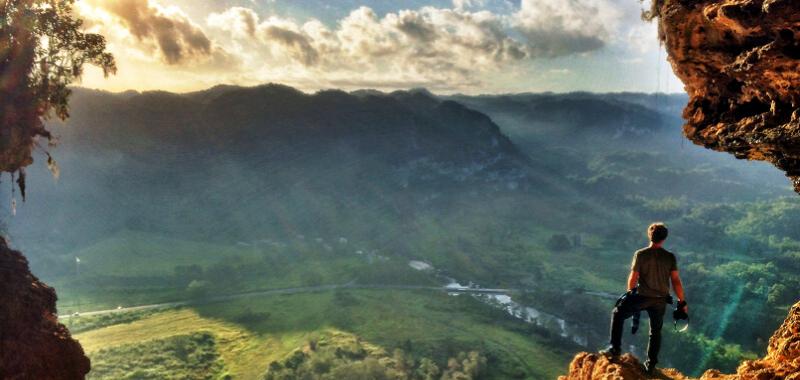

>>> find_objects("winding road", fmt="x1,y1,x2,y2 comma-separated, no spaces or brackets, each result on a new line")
58,282,518,319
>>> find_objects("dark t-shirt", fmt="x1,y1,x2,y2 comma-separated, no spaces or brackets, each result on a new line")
631,246,677,297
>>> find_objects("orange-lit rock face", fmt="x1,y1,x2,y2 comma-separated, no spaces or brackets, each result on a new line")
759,302,800,378
557,353,689,380
0,240,90,379
656,0,800,192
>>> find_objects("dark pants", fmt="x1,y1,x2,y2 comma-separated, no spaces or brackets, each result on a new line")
609,295,667,365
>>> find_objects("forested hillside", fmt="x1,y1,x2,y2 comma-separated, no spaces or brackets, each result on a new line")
4,85,797,378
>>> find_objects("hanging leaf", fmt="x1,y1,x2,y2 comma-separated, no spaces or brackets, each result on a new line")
46,154,60,180
16,169,26,202
11,198,16,217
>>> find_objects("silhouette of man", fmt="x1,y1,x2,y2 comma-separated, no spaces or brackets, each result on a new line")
601,222,688,374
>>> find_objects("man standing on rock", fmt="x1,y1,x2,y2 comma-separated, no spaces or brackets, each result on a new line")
601,222,688,374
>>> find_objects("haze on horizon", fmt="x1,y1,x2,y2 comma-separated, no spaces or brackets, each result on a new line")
74,0,683,94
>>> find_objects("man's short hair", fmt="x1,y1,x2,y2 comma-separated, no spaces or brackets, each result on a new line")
648,223,668,243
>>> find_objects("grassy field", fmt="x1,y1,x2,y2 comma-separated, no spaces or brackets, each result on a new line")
74,290,572,379
66,230,263,277
53,229,432,311
54,228,606,379
87,332,228,380
53,228,630,379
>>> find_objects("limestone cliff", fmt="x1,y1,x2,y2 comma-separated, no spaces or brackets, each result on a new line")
559,301,800,379
0,239,90,379
654,0,800,192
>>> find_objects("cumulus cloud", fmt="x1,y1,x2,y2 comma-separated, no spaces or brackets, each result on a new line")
207,1,622,79
207,6,258,38
207,5,534,88
453,0,487,11
84,0,217,65
513,0,621,56
76,0,644,92
263,25,319,66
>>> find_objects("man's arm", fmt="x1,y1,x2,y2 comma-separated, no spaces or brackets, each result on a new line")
627,271,639,292
671,270,687,310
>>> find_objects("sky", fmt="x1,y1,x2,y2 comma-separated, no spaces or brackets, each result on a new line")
74,0,684,94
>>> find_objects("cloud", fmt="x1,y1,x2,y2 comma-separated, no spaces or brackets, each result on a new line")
84,0,215,65
207,1,622,82
453,0,487,11
76,0,653,93
513,0,621,56
262,25,319,66
548,68,572,75
207,5,534,89
207,6,258,38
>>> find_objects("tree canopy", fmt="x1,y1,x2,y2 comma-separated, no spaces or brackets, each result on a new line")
1,0,114,197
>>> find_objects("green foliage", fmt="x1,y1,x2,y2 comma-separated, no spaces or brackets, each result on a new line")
728,198,800,242
263,338,487,380
186,279,210,296
441,351,487,380
88,333,226,380
158,289,568,379
546,234,573,252
0,0,114,175
659,330,756,374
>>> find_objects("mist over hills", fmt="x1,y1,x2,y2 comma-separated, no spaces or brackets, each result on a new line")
6,84,539,260
5,84,789,266
449,92,687,144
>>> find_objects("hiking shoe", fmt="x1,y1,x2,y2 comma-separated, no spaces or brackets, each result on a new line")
599,346,621,360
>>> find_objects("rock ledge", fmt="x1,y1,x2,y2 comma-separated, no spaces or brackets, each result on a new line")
0,240,90,379
559,301,800,379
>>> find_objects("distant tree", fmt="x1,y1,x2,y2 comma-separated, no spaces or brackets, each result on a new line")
392,349,414,375
206,262,242,287
186,280,210,299
402,338,413,352
284,350,306,370
1,0,114,194
267,361,282,372
768,283,797,306
546,234,572,252
302,269,324,287
441,351,486,380
416,358,440,380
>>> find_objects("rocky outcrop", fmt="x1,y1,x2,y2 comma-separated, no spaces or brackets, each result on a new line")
559,301,800,379
0,239,90,379
740,301,800,379
559,353,689,380
655,0,800,192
